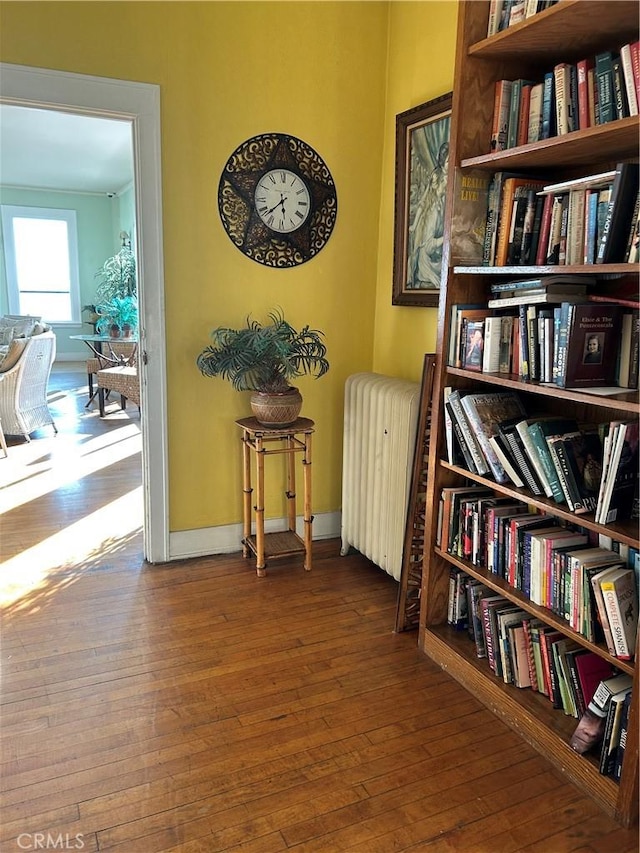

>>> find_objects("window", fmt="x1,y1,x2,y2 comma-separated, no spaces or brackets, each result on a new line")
1,205,81,323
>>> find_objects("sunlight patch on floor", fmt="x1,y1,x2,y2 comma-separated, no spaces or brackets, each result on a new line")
0,423,141,513
0,487,143,610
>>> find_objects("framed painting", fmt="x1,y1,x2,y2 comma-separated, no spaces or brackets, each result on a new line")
392,92,452,307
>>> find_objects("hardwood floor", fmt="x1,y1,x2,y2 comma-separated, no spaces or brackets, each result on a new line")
1,367,638,852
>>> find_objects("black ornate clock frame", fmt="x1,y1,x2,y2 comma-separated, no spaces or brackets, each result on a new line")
218,133,337,268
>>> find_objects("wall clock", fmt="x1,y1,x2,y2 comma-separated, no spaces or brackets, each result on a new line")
218,133,337,268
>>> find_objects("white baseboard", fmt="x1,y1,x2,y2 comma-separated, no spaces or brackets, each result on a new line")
169,510,341,561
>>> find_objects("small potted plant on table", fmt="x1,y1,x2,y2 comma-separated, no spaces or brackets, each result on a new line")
196,309,329,426
96,295,138,338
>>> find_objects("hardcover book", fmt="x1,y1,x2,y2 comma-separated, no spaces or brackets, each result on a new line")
596,162,640,263
556,302,623,388
599,687,632,776
598,567,638,659
527,417,579,503
450,168,491,265
460,392,527,483
574,651,616,711
598,420,639,524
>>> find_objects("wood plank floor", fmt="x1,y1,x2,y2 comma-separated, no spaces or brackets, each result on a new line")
1,366,638,852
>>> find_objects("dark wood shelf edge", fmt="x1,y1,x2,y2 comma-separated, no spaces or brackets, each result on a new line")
461,118,639,170
420,624,625,822
438,459,640,547
445,367,640,414
452,263,639,276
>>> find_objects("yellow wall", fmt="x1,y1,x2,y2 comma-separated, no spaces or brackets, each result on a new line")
0,0,458,536
374,1,459,381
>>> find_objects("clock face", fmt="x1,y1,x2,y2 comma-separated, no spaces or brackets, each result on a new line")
218,133,337,268
254,169,311,234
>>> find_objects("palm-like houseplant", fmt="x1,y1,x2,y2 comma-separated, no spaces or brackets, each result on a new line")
96,295,138,338
197,309,329,425
94,233,138,336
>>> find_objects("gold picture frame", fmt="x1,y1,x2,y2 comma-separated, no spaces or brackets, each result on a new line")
392,93,452,307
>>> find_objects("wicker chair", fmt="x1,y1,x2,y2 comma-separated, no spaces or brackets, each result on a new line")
86,341,136,404
97,364,140,417
0,331,57,440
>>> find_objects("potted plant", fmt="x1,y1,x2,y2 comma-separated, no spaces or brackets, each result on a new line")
95,233,137,304
197,309,329,426
96,295,138,338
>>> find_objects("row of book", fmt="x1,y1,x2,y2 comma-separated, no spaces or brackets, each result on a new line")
448,570,633,780
481,164,639,268
450,291,639,390
443,390,639,523
486,0,559,38
439,490,639,655
490,42,639,153
570,672,633,782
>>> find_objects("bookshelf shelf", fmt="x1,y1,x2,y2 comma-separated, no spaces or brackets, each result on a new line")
462,117,640,171
420,0,639,828
469,1,639,63
433,546,636,677
424,625,624,815
445,367,640,414
439,460,640,549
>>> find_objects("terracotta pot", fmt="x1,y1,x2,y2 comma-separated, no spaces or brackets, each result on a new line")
109,324,121,339
250,387,302,427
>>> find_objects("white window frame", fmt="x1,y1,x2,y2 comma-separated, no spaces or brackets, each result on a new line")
1,204,81,324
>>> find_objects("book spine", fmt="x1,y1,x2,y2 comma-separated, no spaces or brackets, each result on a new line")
491,81,513,152
613,692,632,783
460,397,507,483
620,44,639,116
600,580,633,659
611,54,629,119
517,421,553,498
541,70,556,139
502,428,544,495
447,394,488,475
631,40,640,105
554,63,570,135
482,316,502,373
487,0,505,37
576,57,592,129
528,424,566,504
547,437,585,512
507,79,522,149
596,163,640,264
527,81,544,143
595,51,615,124
445,400,479,474
535,193,555,265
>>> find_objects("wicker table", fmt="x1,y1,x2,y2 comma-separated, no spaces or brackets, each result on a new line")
236,417,314,577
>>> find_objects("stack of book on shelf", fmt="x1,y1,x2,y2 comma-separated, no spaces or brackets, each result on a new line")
446,566,636,712
595,420,640,524
480,163,639,267
440,495,639,650
487,1,560,39
488,41,640,153
442,389,640,520
569,673,634,782
448,279,639,389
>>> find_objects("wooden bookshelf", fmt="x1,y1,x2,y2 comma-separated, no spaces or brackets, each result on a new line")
420,0,639,828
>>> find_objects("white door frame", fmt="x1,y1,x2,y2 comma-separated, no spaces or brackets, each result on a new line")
0,62,170,563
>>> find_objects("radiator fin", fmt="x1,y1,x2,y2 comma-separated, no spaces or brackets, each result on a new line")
340,372,421,581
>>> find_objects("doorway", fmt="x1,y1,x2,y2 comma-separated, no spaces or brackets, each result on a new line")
0,63,169,562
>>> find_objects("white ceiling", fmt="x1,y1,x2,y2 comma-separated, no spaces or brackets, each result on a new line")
0,104,134,195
